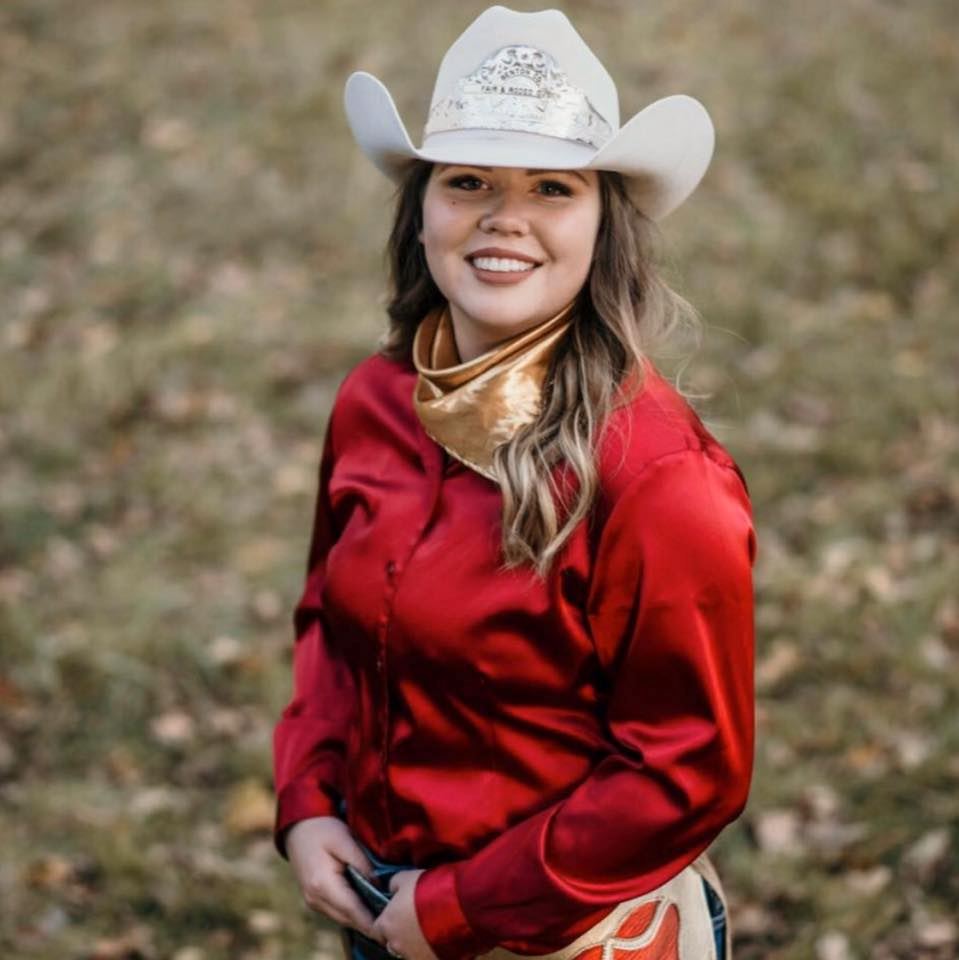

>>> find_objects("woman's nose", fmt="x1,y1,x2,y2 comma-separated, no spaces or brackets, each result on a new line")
478,191,530,235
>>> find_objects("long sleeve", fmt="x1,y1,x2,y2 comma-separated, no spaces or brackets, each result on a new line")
414,448,756,960
271,415,357,859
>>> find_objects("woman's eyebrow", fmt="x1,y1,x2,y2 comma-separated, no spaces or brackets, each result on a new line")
440,164,590,186
527,168,590,186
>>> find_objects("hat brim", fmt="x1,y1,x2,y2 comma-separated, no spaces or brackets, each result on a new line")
343,72,714,221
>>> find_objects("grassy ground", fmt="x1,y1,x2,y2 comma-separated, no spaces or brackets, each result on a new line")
1,1,956,958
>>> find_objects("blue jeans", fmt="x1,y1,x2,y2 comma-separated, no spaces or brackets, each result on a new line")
702,876,727,960
336,798,727,960
338,798,413,960
353,845,411,960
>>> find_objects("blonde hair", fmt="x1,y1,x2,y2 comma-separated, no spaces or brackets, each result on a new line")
378,159,702,578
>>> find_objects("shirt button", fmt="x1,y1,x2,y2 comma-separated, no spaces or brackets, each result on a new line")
385,560,396,576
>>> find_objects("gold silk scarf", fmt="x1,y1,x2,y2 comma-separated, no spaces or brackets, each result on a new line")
412,301,575,482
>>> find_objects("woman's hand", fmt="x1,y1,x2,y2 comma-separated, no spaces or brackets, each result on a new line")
374,869,440,960
285,816,385,944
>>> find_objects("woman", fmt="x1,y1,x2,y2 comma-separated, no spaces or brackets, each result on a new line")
272,7,755,960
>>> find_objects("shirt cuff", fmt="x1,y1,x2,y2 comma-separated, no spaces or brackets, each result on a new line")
414,863,495,960
273,779,341,860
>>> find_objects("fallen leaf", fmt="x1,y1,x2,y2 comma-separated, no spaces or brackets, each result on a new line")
902,829,951,882
844,865,892,896
171,948,206,960
249,909,282,935
209,634,244,666
150,710,196,746
816,931,852,960
89,924,154,959
755,808,801,855
25,854,73,890
756,640,800,689
252,589,283,622
916,919,957,949
224,779,275,836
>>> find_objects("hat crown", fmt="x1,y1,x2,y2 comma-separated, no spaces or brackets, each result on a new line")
428,6,619,131
424,43,614,149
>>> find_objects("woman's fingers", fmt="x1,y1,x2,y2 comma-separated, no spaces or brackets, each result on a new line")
327,830,376,877
299,856,383,940
327,871,384,940
283,816,385,940
303,886,376,936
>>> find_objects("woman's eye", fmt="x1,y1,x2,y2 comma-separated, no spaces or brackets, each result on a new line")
448,175,484,190
538,180,573,197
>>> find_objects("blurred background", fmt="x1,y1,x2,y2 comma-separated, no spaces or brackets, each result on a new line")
1,1,956,958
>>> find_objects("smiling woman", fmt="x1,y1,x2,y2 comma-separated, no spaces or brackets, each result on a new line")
272,8,754,960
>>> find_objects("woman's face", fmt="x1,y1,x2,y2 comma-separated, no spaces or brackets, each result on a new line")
418,164,602,359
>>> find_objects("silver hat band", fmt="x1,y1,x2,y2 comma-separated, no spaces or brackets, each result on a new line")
423,45,613,149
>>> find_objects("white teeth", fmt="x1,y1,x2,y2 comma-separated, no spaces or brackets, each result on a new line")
471,256,536,272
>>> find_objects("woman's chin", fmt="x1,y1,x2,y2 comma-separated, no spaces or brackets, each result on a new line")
451,289,549,327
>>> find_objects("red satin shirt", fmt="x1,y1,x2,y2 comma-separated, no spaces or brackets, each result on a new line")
272,351,756,960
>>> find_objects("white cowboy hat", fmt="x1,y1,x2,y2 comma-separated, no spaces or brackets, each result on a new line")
343,5,715,221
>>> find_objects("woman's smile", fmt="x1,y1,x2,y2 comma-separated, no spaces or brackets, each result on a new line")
466,246,542,284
